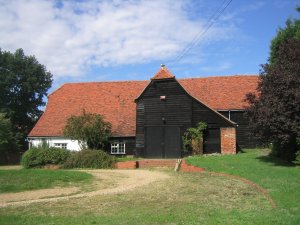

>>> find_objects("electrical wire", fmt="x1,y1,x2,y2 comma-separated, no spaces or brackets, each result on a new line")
169,0,233,66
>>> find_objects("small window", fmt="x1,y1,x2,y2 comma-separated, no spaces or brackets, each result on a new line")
111,142,126,154
54,143,67,149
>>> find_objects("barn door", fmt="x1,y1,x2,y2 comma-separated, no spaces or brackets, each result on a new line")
145,126,181,158
164,126,181,158
145,127,164,158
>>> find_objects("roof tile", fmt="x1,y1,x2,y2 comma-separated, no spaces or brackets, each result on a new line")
151,66,175,80
28,75,259,137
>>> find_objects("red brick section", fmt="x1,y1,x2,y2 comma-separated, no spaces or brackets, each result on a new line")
115,161,137,169
180,160,205,172
28,67,259,138
138,159,177,168
114,159,206,172
220,127,237,154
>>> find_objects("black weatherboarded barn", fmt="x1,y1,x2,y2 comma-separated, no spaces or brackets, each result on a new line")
28,65,259,157
135,66,235,158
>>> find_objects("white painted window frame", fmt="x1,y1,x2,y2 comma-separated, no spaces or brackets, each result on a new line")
111,142,126,154
54,143,68,149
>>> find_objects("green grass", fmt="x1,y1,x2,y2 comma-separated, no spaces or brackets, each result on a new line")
0,169,93,193
0,149,299,225
187,149,300,223
186,149,300,208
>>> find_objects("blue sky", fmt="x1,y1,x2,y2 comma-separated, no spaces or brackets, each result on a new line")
0,0,299,94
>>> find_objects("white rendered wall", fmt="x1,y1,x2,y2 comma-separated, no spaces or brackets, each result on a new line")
28,137,82,151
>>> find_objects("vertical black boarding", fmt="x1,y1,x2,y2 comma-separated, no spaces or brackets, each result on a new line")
164,126,181,158
136,75,234,158
145,126,181,158
145,127,163,158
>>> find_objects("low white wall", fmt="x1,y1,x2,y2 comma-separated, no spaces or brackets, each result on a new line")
28,137,82,151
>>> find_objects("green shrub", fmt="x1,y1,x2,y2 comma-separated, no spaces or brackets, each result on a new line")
182,122,207,155
293,137,300,166
21,147,71,169
63,149,115,169
294,151,300,166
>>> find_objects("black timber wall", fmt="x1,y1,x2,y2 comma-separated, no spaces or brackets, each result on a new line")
192,101,232,153
218,111,259,148
108,137,135,155
136,78,234,157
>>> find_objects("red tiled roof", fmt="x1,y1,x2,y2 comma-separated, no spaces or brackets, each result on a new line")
180,76,259,110
151,66,175,80
28,75,259,137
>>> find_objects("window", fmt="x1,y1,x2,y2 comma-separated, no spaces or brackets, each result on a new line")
111,142,126,154
54,143,67,149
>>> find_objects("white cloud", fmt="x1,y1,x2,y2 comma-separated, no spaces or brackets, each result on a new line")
0,0,236,79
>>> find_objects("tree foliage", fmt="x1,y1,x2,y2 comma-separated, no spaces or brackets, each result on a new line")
63,111,112,150
246,18,300,161
0,48,53,150
0,113,18,152
270,7,300,64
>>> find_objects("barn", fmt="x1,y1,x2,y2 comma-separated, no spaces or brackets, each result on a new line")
28,66,259,158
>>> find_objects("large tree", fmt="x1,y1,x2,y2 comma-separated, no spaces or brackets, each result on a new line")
0,113,18,152
246,10,300,161
63,111,112,150
269,7,300,65
0,48,53,149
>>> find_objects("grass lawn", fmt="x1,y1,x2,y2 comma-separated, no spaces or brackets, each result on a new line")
187,149,300,223
0,149,299,225
0,169,93,193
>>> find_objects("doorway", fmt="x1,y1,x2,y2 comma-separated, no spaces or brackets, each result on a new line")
145,126,181,158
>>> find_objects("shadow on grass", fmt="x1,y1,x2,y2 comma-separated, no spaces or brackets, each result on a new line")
256,154,295,167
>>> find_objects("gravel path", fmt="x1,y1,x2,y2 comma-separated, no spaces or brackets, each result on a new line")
0,169,169,208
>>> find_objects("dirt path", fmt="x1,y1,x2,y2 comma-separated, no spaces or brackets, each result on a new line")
0,169,169,208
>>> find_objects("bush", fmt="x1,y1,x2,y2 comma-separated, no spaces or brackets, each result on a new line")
294,151,300,166
293,137,300,166
21,147,71,169
182,122,207,155
63,149,115,169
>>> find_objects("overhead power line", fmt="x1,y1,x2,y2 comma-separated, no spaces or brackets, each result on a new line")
169,0,233,66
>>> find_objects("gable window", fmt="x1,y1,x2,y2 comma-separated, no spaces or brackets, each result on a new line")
111,142,126,154
54,143,67,149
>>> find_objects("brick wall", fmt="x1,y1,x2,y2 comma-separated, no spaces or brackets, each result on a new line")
115,161,137,169
180,160,205,172
138,159,177,168
220,127,236,154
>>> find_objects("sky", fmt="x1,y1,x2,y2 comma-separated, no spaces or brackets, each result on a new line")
0,0,299,94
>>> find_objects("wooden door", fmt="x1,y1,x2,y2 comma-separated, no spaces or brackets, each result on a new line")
145,126,181,158
164,126,181,158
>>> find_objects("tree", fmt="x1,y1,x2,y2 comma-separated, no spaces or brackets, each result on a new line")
0,48,53,150
0,113,20,164
63,111,112,150
269,7,300,65
246,12,300,161
0,113,18,151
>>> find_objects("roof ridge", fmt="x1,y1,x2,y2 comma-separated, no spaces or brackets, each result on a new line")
63,80,148,85
61,74,259,85
178,74,259,80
